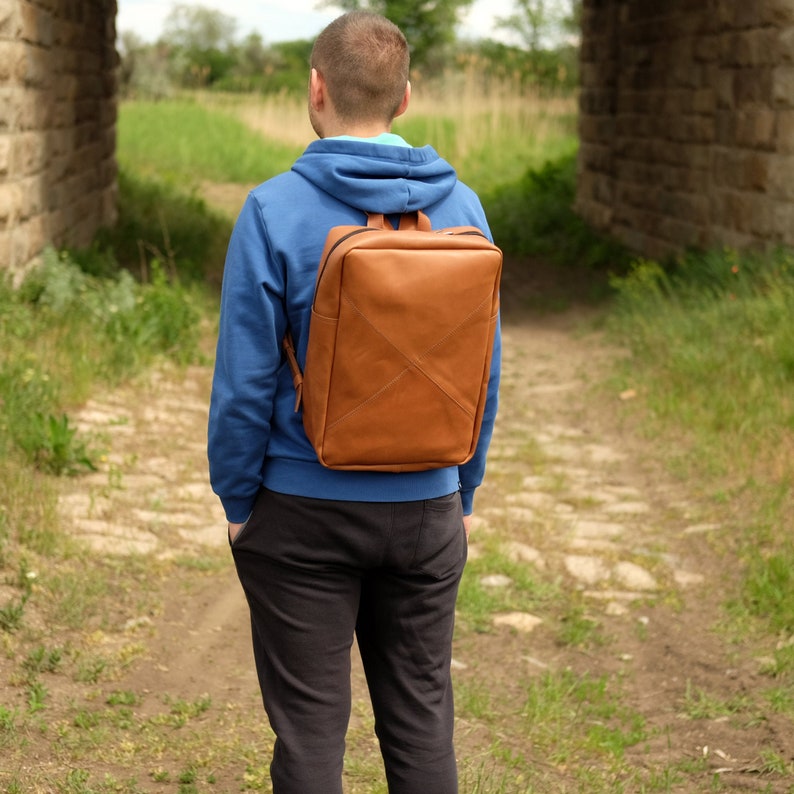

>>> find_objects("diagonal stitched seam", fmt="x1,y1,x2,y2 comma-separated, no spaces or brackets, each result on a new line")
325,290,492,431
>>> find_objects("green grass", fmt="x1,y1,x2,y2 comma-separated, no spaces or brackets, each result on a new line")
457,543,560,633
609,251,794,462
100,167,232,283
609,248,794,652
0,249,203,479
117,98,303,186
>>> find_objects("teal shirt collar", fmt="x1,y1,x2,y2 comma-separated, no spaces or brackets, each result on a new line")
328,132,411,147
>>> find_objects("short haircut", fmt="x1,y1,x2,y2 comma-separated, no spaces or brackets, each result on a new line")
311,11,410,125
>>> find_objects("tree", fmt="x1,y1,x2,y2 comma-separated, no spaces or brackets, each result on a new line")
160,4,239,87
495,0,580,52
161,4,238,51
325,0,475,73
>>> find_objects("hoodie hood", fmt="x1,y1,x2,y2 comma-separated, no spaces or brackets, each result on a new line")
291,139,459,215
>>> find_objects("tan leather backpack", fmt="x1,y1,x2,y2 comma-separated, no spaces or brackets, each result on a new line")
284,210,501,472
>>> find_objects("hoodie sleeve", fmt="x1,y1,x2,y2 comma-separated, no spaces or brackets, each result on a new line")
208,194,287,523
445,186,501,515
458,316,501,514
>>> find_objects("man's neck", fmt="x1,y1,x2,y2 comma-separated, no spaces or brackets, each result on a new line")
321,121,390,139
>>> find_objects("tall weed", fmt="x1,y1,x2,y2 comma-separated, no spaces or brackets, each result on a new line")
1,248,202,478
609,247,794,636
98,168,232,283
191,79,578,197
609,248,794,476
396,81,578,194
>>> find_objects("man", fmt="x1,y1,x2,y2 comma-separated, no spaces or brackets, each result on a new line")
208,11,500,794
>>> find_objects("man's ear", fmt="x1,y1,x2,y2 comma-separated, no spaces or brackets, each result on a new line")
394,81,411,119
309,68,326,111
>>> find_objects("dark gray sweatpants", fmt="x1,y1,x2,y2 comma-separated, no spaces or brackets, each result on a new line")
230,487,467,794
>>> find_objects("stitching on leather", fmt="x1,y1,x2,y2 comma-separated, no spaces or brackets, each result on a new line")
324,290,493,431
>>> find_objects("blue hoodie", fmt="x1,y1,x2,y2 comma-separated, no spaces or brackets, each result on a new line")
208,136,501,524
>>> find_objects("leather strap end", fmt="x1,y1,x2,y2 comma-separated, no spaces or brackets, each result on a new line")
293,382,303,413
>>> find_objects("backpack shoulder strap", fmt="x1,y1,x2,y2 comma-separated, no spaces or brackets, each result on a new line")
366,211,433,232
282,331,303,412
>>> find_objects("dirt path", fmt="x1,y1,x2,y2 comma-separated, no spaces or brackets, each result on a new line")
42,261,793,791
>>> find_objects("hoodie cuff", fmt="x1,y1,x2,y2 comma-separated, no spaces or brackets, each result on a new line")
460,488,475,515
221,496,257,525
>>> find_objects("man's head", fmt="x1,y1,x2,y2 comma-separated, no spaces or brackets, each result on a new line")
309,11,410,137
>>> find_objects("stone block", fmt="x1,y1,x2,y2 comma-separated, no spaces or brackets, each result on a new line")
0,2,19,36
0,41,30,86
715,110,736,145
578,115,604,142
743,151,773,190
19,213,46,261
681,142,712,169
616,136,654,161
19,1,53,47
714,68,735,108
694,33,720,62
773,200,794,243
0,182,19,227
761,0,794,26
780,26,794,63
693,87,717,114
720,189,757,232
12,131,47,176
722,29,780,66
0,231,10,269
767,152,794,198
580,62,604,88
660,87,691,115
712,149,772,191
735,68,774,105
659,216,708,248
671,114,716,143
616,158,664,187
776,108,794,150
747,194,777,236
735,109,777,148
772,65,794,106
718,3,762,29
663,163,708,192
710,151,735,191
19,44,51,88
661,190,711,224
579,142,613,172
616,113,655,138
0,135,9,177
616,181,651,210
670,59,705,90
709,224,756,250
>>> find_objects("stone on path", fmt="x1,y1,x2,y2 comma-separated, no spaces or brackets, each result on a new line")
480,574,513,588
564,555,610,585
493,612,543,633
613,561,659,591
503,541,545,568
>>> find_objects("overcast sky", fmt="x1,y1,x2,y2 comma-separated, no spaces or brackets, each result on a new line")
116,0,519,45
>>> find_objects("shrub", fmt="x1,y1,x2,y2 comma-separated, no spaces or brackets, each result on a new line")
484,153,632,272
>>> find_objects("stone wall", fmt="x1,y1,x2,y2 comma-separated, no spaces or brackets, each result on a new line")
576,0,794,257
0,0,118,275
